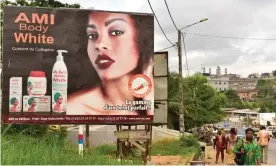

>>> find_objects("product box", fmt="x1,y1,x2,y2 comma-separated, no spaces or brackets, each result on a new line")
9,77,22,112
23,96,51,112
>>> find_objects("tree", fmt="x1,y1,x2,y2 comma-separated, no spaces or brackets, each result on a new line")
224,89,242,108
167,73,226,130
257,79,276,98
1,0,80,8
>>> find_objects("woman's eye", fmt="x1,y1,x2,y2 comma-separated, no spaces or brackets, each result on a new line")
110,30,124,36
88,34,98,40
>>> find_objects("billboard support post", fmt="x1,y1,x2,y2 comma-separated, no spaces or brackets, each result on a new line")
114,124,152,164
178,30,185,138
78,125,84,156
85,125,89,149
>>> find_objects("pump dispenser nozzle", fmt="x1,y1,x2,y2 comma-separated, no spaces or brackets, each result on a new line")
56,50,68,61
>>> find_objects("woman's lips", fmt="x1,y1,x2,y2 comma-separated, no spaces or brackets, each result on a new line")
95,54,115,69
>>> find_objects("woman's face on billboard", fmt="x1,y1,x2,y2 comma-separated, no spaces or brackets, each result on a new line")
86,12,139,80
14,99,19,106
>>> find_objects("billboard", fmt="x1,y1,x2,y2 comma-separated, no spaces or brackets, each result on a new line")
2,6,154,124
153,52,168,124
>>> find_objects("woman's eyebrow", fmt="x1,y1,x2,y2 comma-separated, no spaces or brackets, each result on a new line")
105,18,127,26
87,24,96,29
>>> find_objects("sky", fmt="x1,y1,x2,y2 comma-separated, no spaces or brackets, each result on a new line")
59,0,276,77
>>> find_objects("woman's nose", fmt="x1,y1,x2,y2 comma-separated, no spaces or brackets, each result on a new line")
95,33,111,51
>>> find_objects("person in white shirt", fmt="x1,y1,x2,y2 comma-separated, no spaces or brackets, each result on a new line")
212,127,218,149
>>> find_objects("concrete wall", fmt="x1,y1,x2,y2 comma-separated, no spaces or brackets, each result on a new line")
66,125,187,148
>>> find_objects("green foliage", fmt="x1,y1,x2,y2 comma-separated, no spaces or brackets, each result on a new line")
151,138,200,157
180,135,200,147
1,0,80,8
168,72,226,131
1,124,48,137
224,89,242,107
257,79,276,98
1,134,139,165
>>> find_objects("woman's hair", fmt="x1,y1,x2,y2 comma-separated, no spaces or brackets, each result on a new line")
130,14,154,73
245,128,254,134
230,128,236,135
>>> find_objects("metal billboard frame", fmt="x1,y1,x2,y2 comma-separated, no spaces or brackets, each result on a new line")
153,51,169,125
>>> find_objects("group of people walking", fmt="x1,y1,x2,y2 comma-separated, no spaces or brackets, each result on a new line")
212,126,270,165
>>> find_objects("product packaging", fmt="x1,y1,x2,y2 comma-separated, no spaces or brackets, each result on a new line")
9,77,22,112
52,50,68,113
27,71,47,97
23,96,51,112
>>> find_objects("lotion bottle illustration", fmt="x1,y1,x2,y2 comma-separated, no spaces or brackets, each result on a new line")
52,50,68,113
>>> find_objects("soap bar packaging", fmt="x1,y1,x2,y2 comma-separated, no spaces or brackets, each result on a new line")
23,96,51,112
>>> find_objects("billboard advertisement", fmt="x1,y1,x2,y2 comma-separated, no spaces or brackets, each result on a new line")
2,6,154,124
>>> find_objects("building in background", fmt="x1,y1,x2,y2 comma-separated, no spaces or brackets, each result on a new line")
207,74,230,92
237,89,258,101
202,66,258,92
223,109,259,124
229,78,258,91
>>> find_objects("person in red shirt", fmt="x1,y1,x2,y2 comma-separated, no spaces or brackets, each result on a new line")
215,130,227,164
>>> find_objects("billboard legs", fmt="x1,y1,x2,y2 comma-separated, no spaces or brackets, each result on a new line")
78,125,84,156
85,125,89,149
114,124,152,165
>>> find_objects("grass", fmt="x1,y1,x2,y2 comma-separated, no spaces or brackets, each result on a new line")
1,134,136,165
151,138,201,157
1,134,200,165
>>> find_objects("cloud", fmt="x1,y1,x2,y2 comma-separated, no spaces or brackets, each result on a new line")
137,0,276,77
60,0,276,77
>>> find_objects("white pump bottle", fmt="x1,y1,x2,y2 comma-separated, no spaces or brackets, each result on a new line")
52,50,68,113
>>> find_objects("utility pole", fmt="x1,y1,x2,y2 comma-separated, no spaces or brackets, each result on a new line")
246,114,249,127
178,30,184,138
177,18,208,139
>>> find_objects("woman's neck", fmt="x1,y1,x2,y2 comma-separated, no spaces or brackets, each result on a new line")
101,74,135,105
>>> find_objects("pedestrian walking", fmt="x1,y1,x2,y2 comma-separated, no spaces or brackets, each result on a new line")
212,127,218,149
233,128,261,165
221,128,226,136
257,126,270,164
215,130,227,164
226,128,238,165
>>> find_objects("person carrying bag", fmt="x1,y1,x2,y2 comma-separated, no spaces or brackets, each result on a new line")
234,138,245,165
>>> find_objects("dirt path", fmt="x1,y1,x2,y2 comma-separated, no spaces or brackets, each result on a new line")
205,146,232,165
149,155,190,165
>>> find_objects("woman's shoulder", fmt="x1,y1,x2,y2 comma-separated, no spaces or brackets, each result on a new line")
68,87,102,102
67,87,104,115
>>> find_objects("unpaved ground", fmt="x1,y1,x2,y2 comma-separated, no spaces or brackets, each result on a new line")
204,146,231,165
150,155,190,165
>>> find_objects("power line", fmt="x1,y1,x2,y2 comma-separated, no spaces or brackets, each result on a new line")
164,0,178,31
182,33,189,76
156,45,176,52
185,32,276,41
147,0,175,46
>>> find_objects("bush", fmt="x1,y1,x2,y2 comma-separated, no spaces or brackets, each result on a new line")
180,135,200,147
1,124,48,137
